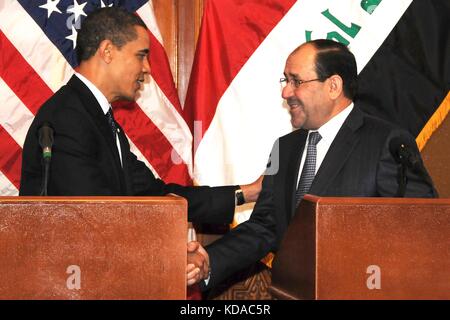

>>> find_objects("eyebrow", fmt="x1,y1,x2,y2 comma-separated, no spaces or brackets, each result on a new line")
138,49,150,55
285,72,300,79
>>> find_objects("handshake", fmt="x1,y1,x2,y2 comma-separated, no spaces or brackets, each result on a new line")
186,241,210,286
184,176,264,287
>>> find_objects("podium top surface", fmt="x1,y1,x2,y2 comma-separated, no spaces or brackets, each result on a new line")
0,195,188,205
304,194,450,206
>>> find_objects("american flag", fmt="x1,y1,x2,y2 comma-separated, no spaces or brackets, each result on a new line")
0,0,193,195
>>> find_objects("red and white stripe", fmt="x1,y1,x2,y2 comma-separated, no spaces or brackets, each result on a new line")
0,0,192,195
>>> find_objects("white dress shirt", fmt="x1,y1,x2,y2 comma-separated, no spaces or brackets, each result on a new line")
296,103,354,186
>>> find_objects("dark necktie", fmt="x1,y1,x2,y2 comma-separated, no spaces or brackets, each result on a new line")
295,131,322,208
105,107,117,141
106,107,123,168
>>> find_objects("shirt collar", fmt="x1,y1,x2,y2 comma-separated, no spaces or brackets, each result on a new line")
316,102,354,145
75,73,111,115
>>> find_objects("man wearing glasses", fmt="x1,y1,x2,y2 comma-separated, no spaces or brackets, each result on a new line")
197,39,437,290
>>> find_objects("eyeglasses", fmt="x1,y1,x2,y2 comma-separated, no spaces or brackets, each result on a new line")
280,77,323,89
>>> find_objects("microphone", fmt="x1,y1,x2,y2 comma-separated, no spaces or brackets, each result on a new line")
37,122,54,196
388,135,437,198
388,136,421,172
38,122,54,162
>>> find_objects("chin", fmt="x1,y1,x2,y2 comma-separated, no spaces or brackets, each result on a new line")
291,118,305,129
121,94,136,102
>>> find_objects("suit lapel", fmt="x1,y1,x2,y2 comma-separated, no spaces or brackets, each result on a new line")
66,75,125,184
309,107,364,196
285,129,308,219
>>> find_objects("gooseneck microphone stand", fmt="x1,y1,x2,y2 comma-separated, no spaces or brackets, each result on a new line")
40,149,51,196
38,123,54,196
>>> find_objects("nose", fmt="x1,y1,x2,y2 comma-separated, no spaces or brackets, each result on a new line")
143,57,151,74
281,83,293,99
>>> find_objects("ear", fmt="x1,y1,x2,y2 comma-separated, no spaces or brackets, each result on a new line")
98,40,114,64
328,75,343,100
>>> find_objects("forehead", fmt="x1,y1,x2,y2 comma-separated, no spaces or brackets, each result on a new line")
136,25,150,45
125,25,150,49
284,44,317,76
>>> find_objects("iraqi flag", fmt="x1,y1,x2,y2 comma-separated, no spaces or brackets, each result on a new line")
185,0,449,226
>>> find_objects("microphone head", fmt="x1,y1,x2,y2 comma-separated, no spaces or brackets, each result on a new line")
389,135,421,170
388,136,407,163
38,122,54,159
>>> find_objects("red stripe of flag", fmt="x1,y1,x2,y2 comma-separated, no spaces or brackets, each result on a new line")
184,0,296,137
147,30,183,114
0,31,54,115
113,101,191,185
0,126,22,189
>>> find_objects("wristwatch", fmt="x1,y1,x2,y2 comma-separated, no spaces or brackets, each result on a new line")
235,188,245,206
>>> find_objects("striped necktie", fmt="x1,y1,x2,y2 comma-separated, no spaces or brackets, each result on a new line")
105,107,117,141
295,131,322,208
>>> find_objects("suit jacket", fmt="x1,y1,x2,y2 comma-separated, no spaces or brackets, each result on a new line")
205,106,437,289
20,75,236,224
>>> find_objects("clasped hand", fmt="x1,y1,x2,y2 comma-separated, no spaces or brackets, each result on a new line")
186,241,210,286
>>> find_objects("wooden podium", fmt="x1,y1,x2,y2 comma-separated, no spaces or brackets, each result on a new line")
0,196,187,299
270,195,450,299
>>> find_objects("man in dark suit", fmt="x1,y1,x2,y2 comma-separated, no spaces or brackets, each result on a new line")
200,39,437,289
19,7,261,285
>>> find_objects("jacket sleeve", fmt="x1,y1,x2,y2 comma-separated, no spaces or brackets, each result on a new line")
127,151,237,224
204,172,277,289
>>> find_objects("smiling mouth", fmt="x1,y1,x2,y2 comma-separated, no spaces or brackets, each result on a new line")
287,97,301,108
288,103,302,110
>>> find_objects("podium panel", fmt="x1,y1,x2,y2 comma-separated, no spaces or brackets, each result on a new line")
270,196,450,299
0,196,187,299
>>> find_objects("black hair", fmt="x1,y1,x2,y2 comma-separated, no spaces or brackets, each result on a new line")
309,39,358,100
76,7,147,63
